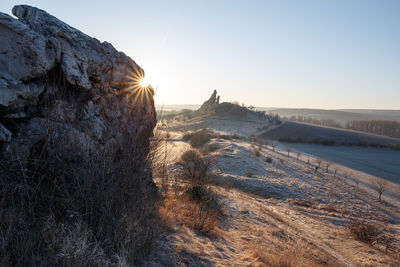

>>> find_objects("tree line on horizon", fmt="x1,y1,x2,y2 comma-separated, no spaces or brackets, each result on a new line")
280,115,400,139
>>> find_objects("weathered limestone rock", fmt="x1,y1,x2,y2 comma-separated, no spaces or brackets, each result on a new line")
198,89,220,114
0,6,156,191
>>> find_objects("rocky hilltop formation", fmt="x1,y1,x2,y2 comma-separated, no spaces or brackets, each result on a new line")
0,6,157,265
197,89,220,113
196,90,276,122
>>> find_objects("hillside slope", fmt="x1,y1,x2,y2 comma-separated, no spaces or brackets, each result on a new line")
147,115,400,266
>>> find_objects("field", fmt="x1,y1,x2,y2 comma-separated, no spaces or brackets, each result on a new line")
259,120,400,146
285,143,400,184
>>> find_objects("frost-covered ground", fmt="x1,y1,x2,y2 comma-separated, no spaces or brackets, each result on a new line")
146,116,400,266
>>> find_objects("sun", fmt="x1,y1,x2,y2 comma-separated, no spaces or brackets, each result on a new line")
139,77,149,87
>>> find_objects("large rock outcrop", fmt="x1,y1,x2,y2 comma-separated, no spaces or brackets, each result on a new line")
0,6,159,264
198,89,220,114
0,5,156,188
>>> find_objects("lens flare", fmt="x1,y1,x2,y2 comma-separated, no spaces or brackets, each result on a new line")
139,78,149,88
112,64,154,110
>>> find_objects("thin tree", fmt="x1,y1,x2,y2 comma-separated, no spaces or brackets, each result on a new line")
325,162,332,172
296,152,301,160
316,158,322,168
287,148,291,157
372,177,388,202
354,179,359,189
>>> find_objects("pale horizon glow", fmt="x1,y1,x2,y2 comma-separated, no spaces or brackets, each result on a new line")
1,0,399,109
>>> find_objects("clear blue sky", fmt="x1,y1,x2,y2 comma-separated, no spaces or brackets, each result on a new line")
1,0,400,109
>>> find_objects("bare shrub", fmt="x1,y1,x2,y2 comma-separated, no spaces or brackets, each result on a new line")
246,172,253,178
288,199,313,208
287,148,291,157
157,138,223,235
348,220,397,254
181,131,195,141
177,149,213,188
231,133,241,140
253,149,260,157
372,177,388,202
348,220,382,245
265,157,273,163
296,152,301,160
189,131,212,148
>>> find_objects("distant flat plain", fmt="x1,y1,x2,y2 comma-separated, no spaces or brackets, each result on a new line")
286,143,400,184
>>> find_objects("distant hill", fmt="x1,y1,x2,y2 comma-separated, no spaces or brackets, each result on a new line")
157,106,400,122
259,121,400,148
257,108,400,123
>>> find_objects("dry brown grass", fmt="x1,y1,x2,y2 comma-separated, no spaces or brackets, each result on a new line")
158,193,221,234
246,234,329,267
153,139,223,235
0,113,158,266
348,220,398,255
